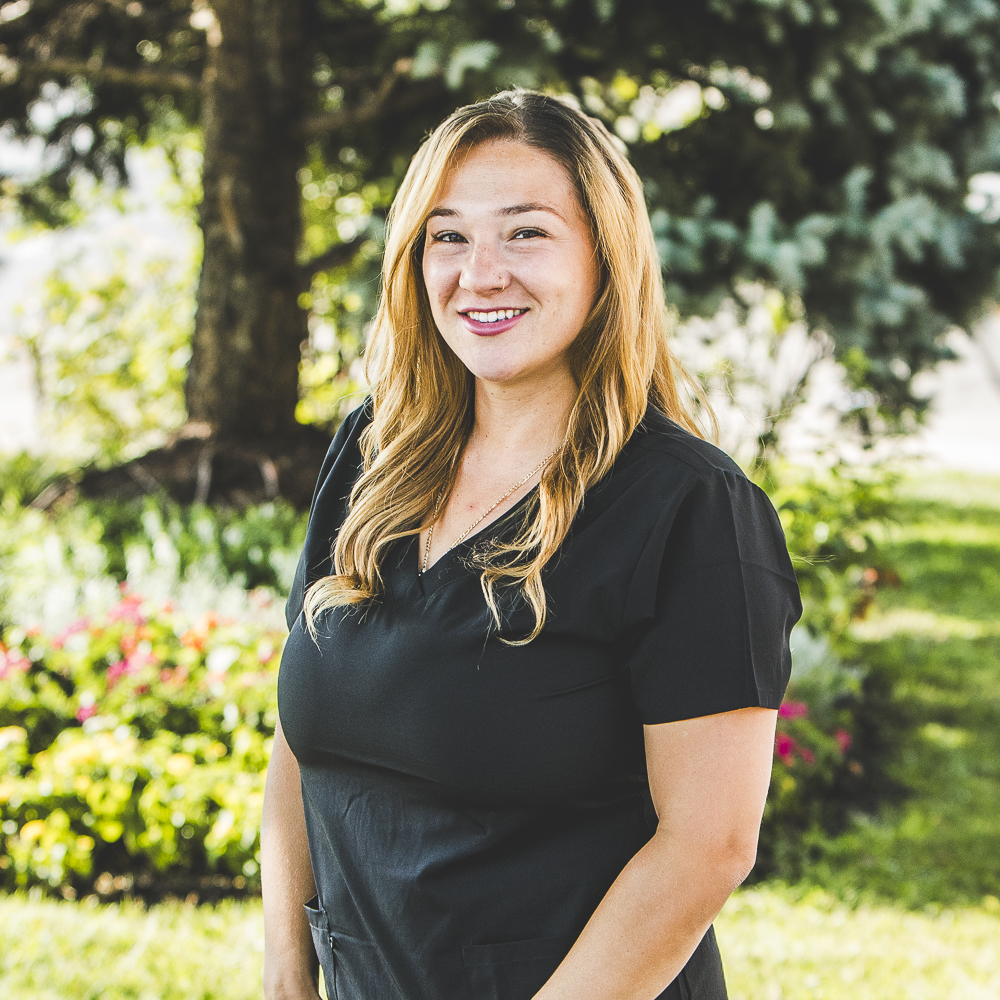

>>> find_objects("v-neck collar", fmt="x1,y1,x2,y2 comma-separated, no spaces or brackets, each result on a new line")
412,484,540,597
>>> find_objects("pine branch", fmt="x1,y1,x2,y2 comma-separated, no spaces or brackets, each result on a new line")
300,63,444,139
300,235,366,277
12,57,200,92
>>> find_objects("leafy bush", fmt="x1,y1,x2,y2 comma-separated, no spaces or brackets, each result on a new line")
753,463,905,880
0,592,283,896
757,628,865,880
0,454,903,897
768,461,898,639
0,476,306,635
8,247,195,467
84,495,308,595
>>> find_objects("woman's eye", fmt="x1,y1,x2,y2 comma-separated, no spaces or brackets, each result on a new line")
512,228,545,240
430,231,465,243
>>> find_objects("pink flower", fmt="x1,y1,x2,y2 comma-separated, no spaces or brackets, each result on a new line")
800,748,815,765
108,595,146,626
52,617,90,650
76,704,97,723
106,660,128,687
774,733,797,765
835,728,852,753
0,648,31,680
779,700,809,719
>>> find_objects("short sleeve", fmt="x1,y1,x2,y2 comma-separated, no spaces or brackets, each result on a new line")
625,469,801,725
284,401,370,629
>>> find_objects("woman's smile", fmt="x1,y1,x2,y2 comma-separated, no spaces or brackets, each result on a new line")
460,307,529,335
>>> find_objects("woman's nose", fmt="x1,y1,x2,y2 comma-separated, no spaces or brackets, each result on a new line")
458,241,507,295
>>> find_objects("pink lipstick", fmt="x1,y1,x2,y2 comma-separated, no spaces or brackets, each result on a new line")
460,309,527,336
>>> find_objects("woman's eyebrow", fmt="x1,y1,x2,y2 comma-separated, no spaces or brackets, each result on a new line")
498,202,564,220
426,203,565,221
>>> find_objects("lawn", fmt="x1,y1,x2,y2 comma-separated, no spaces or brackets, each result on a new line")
2,886,999,1000
809,470,1000,907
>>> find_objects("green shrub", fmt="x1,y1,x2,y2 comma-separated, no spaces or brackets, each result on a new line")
752,463,904,879
0,472,307,636
0,592,283,894
757,628,866,880
0,459,902,898
768,462,898,639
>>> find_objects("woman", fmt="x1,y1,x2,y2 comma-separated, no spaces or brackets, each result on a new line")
262,89,801,1000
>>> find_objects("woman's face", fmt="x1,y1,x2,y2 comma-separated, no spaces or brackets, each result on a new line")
422,140,600,391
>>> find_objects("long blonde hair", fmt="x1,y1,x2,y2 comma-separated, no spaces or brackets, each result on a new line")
304,89,706,642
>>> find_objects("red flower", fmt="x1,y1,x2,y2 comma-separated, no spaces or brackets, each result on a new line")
778,700,809,719
800,748,815,765
76,704,97,723
834,728,852,753
774,733,797,765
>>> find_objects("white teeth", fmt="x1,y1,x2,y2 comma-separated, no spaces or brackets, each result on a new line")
468,309,523,322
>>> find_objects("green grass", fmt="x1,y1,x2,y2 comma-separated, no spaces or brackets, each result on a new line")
717,886,1000,1000
2,887,998,999
0,891,266,1000
812,470,1000,907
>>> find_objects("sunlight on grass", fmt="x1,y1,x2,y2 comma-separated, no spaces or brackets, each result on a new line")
717,886,1000,1000
895,469,1000,509
807,467,1000,907
2,888,999,999
851,608,1000,641
0,892,265,1000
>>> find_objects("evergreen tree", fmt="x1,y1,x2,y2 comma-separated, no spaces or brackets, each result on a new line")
2,0,998,498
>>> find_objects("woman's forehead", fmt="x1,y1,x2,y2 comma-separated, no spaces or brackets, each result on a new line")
431,140,583,219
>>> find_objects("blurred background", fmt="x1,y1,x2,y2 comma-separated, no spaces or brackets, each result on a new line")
1,1,999,997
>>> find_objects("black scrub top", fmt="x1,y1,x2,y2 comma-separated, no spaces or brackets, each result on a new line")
278,401,801,1000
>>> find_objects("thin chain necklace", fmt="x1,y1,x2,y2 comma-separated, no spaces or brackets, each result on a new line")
421,445,562,575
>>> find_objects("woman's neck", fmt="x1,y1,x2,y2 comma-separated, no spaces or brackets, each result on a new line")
468,371,577,461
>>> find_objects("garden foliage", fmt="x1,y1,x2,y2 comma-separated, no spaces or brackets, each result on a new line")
0,458,897,895
0,592,283,894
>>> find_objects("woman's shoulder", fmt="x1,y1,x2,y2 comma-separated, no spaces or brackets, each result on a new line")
283,400,371,629
319,398,371,474
624,406,747,485
306,398,372,507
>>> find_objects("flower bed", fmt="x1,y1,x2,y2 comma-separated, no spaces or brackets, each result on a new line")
0,590,283,897
1,586,870,897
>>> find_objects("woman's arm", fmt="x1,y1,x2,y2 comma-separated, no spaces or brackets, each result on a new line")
261,716,321,1000
533,706,777,1000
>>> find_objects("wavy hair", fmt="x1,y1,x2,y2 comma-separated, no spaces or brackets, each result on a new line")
304,89,707,642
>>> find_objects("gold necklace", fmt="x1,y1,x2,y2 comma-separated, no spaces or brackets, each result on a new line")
421,445,562,575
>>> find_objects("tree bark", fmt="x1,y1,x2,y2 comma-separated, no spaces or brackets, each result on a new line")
186,0,306,440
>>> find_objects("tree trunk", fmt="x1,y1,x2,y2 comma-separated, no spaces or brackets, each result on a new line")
186,0,306,440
